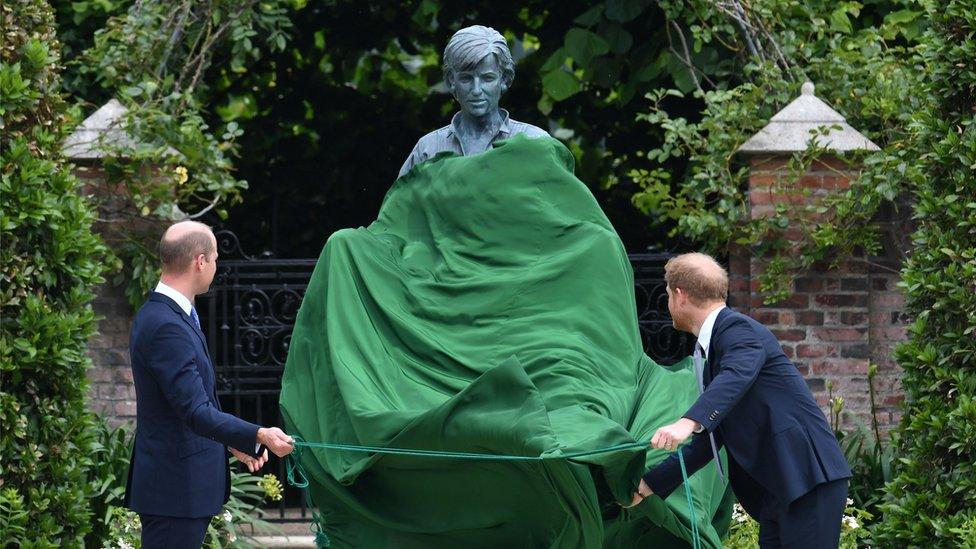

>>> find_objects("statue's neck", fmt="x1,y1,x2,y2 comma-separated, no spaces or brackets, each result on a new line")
456,110,503,140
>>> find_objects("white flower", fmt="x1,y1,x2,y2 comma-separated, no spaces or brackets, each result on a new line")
223,510,233,523
732,503,749,523
117,539,133,549
846,498,854,507
226,530,237,542
843,515,859,530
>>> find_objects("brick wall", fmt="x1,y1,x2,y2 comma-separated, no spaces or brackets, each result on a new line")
728,157,908,432
75,162,147,428
88,281,137,427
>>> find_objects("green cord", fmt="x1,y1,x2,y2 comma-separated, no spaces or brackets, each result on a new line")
285,436,703,548
678,449,702,549
290,436,650,462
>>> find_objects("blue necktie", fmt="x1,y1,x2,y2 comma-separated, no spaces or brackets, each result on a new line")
190,307,201,330
694,342,725,482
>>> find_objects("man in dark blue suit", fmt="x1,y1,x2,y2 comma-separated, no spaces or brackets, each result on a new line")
627,253,851,548
124,221,297,548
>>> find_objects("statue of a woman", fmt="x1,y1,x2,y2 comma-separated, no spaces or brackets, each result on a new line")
279,24,728,548
397,25,549,178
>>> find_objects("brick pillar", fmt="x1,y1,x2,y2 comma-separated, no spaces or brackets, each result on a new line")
74,162,140,427
729,81,907,433
65,100,172,427
727,156,907,432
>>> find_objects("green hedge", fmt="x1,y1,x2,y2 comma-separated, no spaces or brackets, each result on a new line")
0,0,107,545
874,0,976,545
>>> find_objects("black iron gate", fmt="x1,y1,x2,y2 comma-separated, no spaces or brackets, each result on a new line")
198,231,693,523
630,252,697,363
198,230,316,522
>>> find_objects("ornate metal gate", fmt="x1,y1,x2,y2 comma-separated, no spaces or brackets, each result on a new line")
198,230,317,522
630,252,696,363
197,231,693,523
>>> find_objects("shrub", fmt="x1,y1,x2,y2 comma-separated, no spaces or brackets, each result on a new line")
873,0,976,544
0,0,106,544
84,419,134,547
724,501,872,548
100,466,284,548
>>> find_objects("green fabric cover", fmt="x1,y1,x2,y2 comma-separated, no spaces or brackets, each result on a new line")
279,135,731,548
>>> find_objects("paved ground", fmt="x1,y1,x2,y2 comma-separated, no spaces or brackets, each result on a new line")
240,509,315,547
250,535,316,548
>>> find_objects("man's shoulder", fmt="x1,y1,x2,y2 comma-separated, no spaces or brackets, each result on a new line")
715,308,767,338
133,297,183,336
136,294,174,317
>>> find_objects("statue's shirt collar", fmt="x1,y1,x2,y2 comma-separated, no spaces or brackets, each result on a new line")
446,109,512,140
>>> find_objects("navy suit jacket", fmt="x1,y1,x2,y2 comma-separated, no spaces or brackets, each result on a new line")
643,308,851,512
124,292,260,518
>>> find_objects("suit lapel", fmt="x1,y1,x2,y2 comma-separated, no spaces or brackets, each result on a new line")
151,292,212,359
149,292,215,385
151,292,221,405
182,313,212,361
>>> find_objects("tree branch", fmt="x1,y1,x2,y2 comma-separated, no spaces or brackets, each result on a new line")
667,21,717,93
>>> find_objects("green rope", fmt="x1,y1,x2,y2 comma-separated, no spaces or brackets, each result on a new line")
285,436,704,548
679,449,702,549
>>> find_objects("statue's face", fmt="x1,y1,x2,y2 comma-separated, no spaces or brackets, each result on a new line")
451,54,505,119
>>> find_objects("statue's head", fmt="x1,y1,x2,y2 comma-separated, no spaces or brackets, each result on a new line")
443,25,514,119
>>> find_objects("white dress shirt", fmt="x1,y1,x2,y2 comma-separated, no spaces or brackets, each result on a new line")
154,281,193,315
689,305,725,434
697,305,726,355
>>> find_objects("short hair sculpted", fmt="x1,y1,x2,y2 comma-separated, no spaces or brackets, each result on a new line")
158,224,215,273
664,252,729,304
443,25,515,89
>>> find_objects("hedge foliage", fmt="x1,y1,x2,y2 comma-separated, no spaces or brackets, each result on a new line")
0,0,107,544
874,0,976,545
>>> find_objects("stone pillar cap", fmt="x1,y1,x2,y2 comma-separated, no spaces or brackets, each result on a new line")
64,99,179,160
737,82,880,155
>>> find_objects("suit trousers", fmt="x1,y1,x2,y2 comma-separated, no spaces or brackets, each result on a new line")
139,514,212,549
757,478,849,549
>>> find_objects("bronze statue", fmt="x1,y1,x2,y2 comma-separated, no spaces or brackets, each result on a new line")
398,25,548,178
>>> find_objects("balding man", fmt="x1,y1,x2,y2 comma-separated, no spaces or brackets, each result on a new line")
124,221,295,549
627,253,851,548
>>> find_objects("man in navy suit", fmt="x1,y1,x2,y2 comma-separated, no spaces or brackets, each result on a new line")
627,253,851,548
124,221,297,548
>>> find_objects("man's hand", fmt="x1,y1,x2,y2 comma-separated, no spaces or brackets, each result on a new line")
650,418,699,451
257,427,295,457
620,479,653,509
230,446,268,473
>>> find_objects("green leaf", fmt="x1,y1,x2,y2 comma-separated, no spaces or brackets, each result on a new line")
605,0,649,23
542,70,581,101
541,48,569,72
634,61,661,82
564,28,610,65
667,59,696,93
573,5,604,27
537,94,553,116
601,23,633,55
884,9,921,25
830,9,852,33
